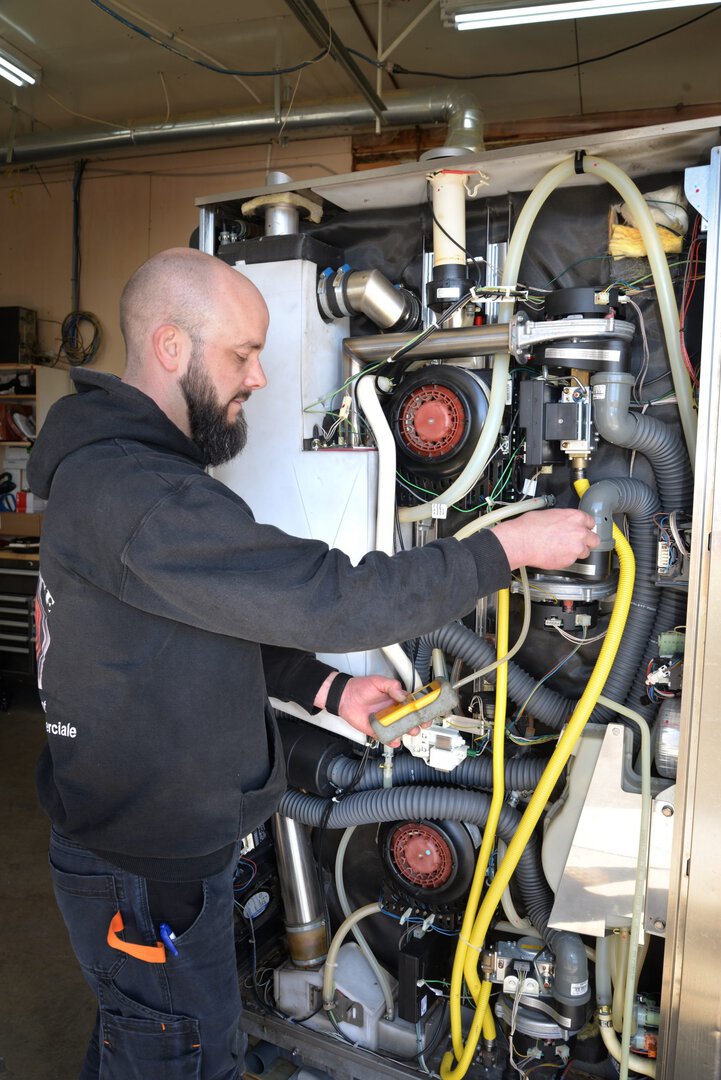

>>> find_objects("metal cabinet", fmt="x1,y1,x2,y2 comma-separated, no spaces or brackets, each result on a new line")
0,557,37,677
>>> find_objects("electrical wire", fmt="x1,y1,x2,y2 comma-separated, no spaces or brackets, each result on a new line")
511,627,587,729
90,0,332,77
58,312,102,366
622,296,651,406
351,4,721,80
553,622,607,646
426,179,483,287
375,289,475,381
679,214,703,387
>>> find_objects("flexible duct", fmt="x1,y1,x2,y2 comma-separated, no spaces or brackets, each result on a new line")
579,385,692,724
578,478,660,726
423,621,571,730
583,156,696,465
418,478,661,734
279,784,585,1016
1,88,485,164
591,372,693,513
326,750,548,792
395,152,694,523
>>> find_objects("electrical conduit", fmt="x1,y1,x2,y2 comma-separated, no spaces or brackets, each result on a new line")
447,588,508,1069
440,514,635,1080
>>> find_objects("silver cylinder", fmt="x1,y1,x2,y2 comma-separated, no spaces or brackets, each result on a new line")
344,269,410,329
344,323,509,365
272,813,328,968
265,202,300,237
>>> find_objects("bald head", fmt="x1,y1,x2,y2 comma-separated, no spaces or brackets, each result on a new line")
120,248,263,374
119,247,269,446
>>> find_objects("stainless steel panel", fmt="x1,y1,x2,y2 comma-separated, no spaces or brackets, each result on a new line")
659,145,721,1078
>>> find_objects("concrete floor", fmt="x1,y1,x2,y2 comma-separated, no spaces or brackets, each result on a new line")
1,684,96,1079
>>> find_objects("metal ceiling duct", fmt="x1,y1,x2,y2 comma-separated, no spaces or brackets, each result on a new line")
1,89,484,164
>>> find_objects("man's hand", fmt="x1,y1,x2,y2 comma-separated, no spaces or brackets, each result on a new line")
315,672,409,747
493,508,601,571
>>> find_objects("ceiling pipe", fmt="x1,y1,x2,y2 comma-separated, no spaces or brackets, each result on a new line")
1,89,484,165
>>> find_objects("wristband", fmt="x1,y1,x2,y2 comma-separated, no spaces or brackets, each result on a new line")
324,672,352,716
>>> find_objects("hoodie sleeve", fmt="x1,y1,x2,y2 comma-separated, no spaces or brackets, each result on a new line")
118,475,511,654
260,644,335,711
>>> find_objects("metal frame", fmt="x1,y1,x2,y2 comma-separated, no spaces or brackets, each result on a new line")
658,145,721,1076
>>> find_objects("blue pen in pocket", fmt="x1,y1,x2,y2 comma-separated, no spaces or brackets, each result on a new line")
159,922,179,957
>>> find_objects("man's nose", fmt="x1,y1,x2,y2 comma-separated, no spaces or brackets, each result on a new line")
244,355,267,391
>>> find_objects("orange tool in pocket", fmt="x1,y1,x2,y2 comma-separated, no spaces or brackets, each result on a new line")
107,911,167,963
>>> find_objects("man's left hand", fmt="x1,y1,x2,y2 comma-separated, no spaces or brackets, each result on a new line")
315,672,409,747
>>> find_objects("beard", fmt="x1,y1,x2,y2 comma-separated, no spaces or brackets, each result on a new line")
179,346,248,468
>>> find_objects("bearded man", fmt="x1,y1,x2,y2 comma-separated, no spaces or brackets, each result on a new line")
28,248,599,1080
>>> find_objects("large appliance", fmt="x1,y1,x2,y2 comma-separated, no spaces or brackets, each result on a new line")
197,117,721,1080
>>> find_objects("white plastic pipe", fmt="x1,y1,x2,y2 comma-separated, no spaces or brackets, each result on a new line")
598,1007,657,1078
355,375,418,689
583,156,696,464
452,495,552,541
322,901,384,1009
334,828,395,1019
612,928,630,1033
431,170,467,267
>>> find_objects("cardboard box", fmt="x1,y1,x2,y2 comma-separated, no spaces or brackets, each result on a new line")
0,512,43,536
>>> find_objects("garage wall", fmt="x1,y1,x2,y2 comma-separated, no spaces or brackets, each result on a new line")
0,135,353,397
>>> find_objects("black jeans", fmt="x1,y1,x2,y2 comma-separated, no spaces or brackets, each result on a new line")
49,828,244,1080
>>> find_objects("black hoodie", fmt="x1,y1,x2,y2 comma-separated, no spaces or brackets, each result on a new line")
28,370,510,880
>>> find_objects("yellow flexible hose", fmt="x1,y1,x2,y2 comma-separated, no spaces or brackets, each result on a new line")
442,483,635,1079
443,589,508,1075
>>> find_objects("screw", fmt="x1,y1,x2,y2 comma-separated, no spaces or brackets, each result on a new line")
653,918,666,931
662,804,674,817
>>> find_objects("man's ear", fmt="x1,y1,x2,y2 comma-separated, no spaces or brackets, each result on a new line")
152,324,188,373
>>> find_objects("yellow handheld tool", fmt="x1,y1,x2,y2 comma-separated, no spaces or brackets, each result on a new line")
370,678,459,745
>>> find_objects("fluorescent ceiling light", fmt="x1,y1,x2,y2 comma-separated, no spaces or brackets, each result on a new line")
0,43,40,87
442,0,712,30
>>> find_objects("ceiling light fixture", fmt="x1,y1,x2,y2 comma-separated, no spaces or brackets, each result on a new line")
0,43,40,87
441,0,712,31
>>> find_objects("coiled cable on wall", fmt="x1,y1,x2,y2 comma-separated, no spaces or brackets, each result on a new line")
58,311,102,366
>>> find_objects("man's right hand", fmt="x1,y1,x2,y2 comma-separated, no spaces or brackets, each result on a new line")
493,508,601,571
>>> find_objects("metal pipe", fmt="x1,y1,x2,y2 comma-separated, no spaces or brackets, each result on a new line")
2,89,484,164
271,813,328,969
344,323,510,364
344,269,409,328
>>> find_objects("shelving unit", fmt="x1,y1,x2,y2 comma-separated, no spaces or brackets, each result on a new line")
0,363,36,447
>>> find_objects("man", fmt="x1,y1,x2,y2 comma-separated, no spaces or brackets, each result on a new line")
28,248,599,1080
